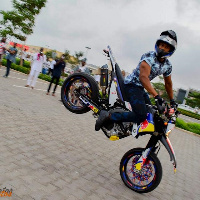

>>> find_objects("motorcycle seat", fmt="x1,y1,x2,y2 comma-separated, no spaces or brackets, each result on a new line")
115,63,129,101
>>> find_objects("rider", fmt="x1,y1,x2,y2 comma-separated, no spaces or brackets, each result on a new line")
95,30,178,131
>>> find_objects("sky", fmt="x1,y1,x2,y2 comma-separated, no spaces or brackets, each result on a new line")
1,0,200,91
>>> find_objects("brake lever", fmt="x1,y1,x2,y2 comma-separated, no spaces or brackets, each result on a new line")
103,49,109,57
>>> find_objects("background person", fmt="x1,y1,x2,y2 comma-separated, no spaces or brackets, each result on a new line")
46,55,66,96
0,37,6,67
47,58,56,76
21,48,27,66
73,58,90,74
3,42,18,78
25,48,46,89
42,57,50,74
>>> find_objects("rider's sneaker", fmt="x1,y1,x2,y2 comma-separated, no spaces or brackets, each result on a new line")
95,110,110,131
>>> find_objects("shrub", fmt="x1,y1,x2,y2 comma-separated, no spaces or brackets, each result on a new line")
177,108,200,120
38,73,52,82
11,63,30,74
15,58,31,68
2,59,6,66
23,60,31,68
176,118,200,135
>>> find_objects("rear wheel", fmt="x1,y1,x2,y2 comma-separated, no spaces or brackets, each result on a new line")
61,73,99,114
120,148,162,193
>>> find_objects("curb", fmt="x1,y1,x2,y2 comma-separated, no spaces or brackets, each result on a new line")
176,127,200,137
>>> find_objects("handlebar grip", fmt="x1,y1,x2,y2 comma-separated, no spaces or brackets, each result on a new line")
156,101,165,114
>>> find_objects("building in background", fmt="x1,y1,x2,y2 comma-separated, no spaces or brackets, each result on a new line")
176,88,189,104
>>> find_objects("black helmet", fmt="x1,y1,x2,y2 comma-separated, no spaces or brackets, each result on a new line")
155,30,177,59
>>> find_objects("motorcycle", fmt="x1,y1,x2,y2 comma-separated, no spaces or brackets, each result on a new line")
61,46,179,193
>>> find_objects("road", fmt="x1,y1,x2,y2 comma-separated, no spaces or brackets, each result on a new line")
0,66,200,200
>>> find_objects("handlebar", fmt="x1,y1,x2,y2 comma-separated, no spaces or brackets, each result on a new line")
155,101,166,114
154,101,179,121
103,46,117,70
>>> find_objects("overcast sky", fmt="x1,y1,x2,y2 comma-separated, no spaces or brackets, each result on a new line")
1,0,200,91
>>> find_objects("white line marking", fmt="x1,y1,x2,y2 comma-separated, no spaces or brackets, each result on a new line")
8,76,48,84
12,84,61,93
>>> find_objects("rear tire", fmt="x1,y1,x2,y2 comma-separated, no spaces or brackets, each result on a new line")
61,73,99,114
120,148,162,193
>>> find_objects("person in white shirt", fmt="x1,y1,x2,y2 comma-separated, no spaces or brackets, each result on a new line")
0,38,6,66
73,58,90,74
25,48,46,89
42,57,50,74
47,59,56,76
21,48,27,66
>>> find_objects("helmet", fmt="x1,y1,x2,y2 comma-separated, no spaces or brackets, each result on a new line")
155,30,177,59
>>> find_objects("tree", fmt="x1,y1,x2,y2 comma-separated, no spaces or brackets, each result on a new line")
0,0,47,64
0,0,47,40
45,49,57,59
152,76,169,100
151,76,177,104
74,51,84,62
64,49,70,60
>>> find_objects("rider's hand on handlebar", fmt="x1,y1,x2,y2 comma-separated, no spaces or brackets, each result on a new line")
154,95,166,114
170,99,178,109
154,95,165,106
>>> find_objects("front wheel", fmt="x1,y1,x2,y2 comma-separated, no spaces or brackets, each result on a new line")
61,72,99,114
120,148,162,193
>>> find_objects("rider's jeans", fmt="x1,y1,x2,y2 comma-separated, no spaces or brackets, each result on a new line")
110,83,150,124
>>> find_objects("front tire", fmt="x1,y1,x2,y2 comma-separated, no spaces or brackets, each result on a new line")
61,73,99,114
120,148,162,193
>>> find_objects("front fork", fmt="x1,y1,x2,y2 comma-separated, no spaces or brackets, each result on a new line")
135,134,177,173
134,134,158,171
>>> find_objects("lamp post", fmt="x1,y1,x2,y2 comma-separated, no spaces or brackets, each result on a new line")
85,46,91,59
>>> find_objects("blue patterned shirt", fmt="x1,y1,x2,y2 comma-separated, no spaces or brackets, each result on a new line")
124,51,172,87
6,47,18,63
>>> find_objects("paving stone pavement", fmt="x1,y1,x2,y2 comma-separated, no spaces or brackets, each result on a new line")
0,66,200,200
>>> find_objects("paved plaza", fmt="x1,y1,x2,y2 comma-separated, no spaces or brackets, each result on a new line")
0,66,200,200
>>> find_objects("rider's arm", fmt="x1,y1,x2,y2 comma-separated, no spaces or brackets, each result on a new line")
139,61,158,97
8,48,16,55
164,75,173,100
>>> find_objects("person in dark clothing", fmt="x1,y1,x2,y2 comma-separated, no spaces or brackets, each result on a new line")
3,42,18,77
46,55,66,96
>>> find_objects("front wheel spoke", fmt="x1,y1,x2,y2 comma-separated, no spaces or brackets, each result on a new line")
138,179,144,186
126,157,156,187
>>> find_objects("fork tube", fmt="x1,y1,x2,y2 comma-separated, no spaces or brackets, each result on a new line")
145,134,160,150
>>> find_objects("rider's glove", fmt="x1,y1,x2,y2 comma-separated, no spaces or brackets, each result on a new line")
154,95,165,106
170,99,178,109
